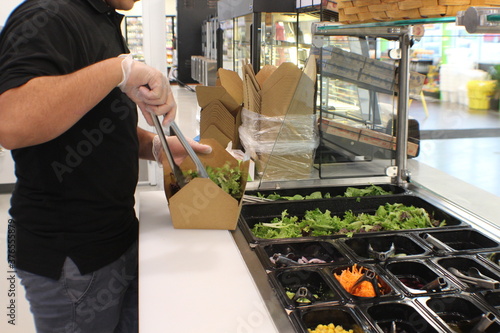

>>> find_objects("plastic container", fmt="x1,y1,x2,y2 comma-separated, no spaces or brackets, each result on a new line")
339,234,430,263
269,267,343,309
291,306,377,333
419,294,500,333
254,240,350,271
363,300,444,333
467,80,496,110
419,229,500,255
478,290,500,315
239,195,467,244
478,252,500,271
434,256,500,292
383,260,459,296
326,264,400,302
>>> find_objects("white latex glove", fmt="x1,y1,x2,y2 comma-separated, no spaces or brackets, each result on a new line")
118,54,176,126
152,135,212,167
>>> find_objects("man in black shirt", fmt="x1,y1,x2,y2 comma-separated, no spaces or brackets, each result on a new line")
0,0,211,332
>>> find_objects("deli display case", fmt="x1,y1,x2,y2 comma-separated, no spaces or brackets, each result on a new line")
217,0,319,77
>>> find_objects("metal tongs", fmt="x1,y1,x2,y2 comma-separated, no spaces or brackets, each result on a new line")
449,267,500,289
469,312,497,333
422,233,454,254
291,287,316,304
422,276,448,292
151,115,208,190
368,242,395,261
350,269,382,297
242,194,274,204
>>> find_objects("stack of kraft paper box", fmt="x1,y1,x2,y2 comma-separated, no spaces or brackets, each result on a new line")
195,69,243,149
237,57,320,181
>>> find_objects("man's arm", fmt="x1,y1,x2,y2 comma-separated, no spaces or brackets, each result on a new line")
0,58,123,150
0,56,175,150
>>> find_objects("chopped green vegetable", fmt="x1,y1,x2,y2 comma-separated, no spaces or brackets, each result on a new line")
251,203,446,239
257,191,331,201
339,185,394,198
184,162,243,200
254,184,392,201
286,291,319,303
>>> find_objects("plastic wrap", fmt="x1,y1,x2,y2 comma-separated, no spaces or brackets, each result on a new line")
238,108,319,180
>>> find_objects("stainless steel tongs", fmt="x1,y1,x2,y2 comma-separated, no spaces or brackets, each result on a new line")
151,115,209,190
368,242,395,261
449,267,500,289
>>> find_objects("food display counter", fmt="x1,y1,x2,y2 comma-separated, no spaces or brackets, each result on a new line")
139,8,500,332
138,161,500,332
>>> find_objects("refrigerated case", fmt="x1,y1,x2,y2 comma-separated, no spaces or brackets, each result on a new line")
219,12,320,77
217,0,321,76
124,15,176,67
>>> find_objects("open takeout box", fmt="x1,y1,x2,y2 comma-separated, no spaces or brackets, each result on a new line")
161,138,249,230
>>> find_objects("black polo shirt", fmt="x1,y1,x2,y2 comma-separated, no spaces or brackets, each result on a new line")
0,0,139,279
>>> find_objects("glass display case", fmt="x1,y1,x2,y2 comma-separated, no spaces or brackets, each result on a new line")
220,18,235,71
124,15,176,67
219,12,319,77
232,14,253,77
253,8,500,186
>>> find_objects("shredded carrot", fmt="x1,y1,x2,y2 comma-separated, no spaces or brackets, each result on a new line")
334,264,383,297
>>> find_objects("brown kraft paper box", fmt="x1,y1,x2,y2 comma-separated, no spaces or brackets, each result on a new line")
161,138,249,230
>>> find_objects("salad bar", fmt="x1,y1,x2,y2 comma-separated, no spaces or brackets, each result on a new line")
236,184,500,333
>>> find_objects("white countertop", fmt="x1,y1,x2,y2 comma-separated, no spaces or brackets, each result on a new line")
138,191,279,333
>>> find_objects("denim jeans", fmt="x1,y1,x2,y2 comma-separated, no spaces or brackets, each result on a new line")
17,241,138,333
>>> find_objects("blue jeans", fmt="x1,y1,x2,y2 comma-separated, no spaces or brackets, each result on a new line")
17,242,138,333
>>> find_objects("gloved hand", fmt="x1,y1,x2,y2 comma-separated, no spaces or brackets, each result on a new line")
118,54,176,126
152,135,212,167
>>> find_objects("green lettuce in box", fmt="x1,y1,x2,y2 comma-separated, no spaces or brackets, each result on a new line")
255,184,393,201
251,202,446,239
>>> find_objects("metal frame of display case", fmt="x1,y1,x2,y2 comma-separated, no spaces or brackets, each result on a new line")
312,17,457,186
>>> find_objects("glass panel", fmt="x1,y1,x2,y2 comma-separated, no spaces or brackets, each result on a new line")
220,18,234,71
314,35,399,180
312,18,500,196
233,14,253,77
259,12,318,69
297,13,319,69
257,57,320,182
256,34,405,182
316,16,456,32
404,23,500,197
260,13,299,68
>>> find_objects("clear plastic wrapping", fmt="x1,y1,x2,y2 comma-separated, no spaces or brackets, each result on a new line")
238,108,319,180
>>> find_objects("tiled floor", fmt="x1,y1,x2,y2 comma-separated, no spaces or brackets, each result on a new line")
1,85,499,332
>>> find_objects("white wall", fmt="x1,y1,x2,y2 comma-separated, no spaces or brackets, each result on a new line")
0,0,22,27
